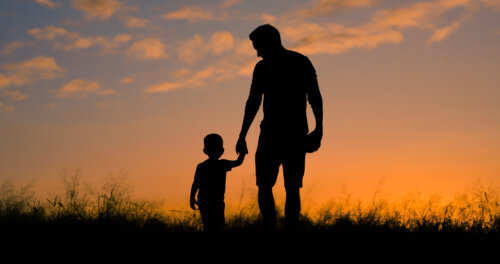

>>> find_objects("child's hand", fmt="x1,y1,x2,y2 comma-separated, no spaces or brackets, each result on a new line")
190,198,198,210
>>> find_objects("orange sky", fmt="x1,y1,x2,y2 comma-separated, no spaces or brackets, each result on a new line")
1,0,500,211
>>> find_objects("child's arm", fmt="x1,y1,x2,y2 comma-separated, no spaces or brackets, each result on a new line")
225,153,246,169
190,166,200,210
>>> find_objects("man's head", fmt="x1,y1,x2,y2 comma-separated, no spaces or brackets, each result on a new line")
249,24,284,59
203,133,224,159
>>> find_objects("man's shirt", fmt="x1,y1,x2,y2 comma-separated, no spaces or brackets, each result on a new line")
246,49,320,137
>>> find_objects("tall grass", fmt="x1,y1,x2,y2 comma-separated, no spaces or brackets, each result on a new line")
1,170,499,237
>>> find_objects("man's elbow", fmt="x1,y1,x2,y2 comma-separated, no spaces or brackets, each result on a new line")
245,101,260,114
309,95,323,109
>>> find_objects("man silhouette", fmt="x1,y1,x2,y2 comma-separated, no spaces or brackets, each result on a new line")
236,24,323,228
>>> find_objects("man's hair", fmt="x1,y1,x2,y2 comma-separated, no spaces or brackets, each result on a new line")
249,24,281,45
204,133,223,149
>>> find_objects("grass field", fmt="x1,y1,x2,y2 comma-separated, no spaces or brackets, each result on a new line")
1,173,499,255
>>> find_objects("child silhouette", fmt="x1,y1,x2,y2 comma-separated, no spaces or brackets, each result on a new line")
190,133,245,231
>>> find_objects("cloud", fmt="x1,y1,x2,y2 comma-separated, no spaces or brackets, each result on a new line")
127,38,167,60
28,26,131,53
261,13,277,24
283,22,403,55
220,0,244,8
144,58,256,94
27,26,73,40
97,101,125,108
72,0,123,20
177,31,235,64
371,0,471,30
0,101,15,111
35,0,56,8
3,89,29,101
0,73,9,88
124,17,150,28
54,79,114,97
281,0,473,56
121,77,134,84
177,35,205,65
63,34,131,52
211,31,235,54
427,20,462,44
144,65,224,93
2,41,24,55
163,6,215,22
480,0,500,11
171,68,193,79
292,0,376,18
0,56,64,88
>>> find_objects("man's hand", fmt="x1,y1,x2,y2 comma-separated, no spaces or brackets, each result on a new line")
190,197,198,210
236,137,248,155
306,129,323,153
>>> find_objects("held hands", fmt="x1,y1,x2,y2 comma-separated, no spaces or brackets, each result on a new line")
306,128,323,153
190,197,198,210
236,137,248,155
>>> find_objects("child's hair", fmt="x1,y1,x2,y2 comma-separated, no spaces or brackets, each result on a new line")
204,133,223,150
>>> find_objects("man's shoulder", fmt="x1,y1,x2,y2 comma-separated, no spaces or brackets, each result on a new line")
286,49,316,75
286,50,310,62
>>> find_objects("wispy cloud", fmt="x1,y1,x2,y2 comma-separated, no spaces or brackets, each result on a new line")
220,0,244,8
177,31,235,64
480,0,500,11
127,38,167,60
3,89,29,101
0,56,64,88
0,101,15,112
163,0,244,22
72,0,123,20
163,6,216,22
144,57,257,94
144,63,232,93
283,22,403,55
53,79,114,97
291,0,376,18
63,34,131,52
28,26,131,53
28,26,75,40
427,20,462,44
121,77,134,84
282,0,474,56
34,0,56,8
1,41,24,55
124,17,150,28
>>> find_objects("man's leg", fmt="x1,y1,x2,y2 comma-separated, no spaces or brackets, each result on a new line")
255,132,280,229
285,187,300,225
258,186,276,228
283,147,306,228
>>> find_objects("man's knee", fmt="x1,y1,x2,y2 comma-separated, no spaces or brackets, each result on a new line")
285,187,300,200
258,186,273,197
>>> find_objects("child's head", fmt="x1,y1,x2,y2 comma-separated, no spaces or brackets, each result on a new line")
203,133,224,159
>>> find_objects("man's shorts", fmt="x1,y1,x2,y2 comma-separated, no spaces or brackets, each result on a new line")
255,132,306,188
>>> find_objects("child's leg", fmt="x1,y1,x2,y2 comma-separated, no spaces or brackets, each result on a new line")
216,202,225,230
199,203,220,232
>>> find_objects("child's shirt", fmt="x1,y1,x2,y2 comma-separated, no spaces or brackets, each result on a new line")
194,159,234,205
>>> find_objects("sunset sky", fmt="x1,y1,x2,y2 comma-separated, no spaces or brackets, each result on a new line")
1,0,500,210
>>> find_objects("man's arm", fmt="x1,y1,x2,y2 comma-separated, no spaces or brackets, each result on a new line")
308,76,323,133
225,153,246,169
306,60,323,152
236,64,263,155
